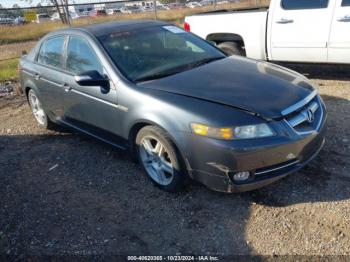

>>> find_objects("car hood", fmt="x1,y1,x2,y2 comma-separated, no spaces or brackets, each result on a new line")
139,57,314,119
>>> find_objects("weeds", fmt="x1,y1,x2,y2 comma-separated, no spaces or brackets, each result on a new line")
0,59,19,82
0,1,266,45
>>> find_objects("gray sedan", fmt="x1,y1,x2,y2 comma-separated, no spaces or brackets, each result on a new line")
19,20,326,193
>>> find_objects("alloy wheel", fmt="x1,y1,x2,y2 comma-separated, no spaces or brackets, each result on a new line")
139,136,174,186
28,91,46,125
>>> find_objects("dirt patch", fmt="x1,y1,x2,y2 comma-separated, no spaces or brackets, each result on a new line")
0,64,349,256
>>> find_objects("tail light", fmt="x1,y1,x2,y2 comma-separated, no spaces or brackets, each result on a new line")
184,22,190,32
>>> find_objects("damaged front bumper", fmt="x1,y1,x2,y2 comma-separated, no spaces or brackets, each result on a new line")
190,137,325,193
174,117,326,193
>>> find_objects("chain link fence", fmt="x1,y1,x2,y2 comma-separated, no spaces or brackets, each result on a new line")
0,0,268,62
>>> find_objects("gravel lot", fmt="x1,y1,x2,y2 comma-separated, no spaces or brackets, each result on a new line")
0,64,350,257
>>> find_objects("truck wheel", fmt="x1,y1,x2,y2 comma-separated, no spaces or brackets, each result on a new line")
218,42,244,56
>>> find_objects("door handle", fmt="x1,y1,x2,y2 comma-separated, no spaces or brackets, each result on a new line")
62,83,72,92
34,73,40,80
337,15,350,22
276,18,294,24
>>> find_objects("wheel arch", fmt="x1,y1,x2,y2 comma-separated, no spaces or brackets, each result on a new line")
23,80,39,99
206,33,245,46
128,119,179,153
127,120,190,172
128,121,154,150
25,86,32,98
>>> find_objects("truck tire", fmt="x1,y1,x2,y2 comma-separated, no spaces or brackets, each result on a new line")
218,42,244,56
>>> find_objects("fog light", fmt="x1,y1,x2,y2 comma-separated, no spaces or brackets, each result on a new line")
233,172,250,182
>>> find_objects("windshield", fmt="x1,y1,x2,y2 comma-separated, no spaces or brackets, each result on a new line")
98,25,226,82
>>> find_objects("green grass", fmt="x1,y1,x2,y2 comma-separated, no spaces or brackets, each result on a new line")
0,59,19,82
0,22,64,45
0,12,184,45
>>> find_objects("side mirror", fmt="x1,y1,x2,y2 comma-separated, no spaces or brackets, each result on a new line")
74,70,109,87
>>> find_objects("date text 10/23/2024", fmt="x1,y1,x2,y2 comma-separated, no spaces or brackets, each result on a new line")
127,255,220,261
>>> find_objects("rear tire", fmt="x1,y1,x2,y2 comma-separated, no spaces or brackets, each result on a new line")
136,126,185,192
27,89,55,130
218,41,244,56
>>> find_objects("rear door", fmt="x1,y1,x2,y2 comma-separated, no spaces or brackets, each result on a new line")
33,35,67,119
269,0,334,62
328,0,350,63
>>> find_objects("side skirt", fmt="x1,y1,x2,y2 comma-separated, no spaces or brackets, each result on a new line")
57,118,128,151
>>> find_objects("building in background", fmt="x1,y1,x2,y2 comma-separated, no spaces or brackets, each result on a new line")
68,4,94,15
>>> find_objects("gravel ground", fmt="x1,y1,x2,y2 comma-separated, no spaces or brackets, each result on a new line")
0,64,349,258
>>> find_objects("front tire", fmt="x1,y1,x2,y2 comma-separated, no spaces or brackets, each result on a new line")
136,126,185,192
28,89,54,129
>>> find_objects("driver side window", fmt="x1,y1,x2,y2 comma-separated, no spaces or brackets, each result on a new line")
66,36,103,75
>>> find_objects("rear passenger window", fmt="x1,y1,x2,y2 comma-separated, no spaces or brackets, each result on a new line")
37,36,65,68
342,0,350,6
281,0,329,10
66,36,103,75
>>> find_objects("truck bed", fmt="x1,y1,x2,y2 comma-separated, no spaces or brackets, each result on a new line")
189,6,269,17
185,6,269,60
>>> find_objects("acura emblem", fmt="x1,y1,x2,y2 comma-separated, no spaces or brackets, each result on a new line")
306,109,314,123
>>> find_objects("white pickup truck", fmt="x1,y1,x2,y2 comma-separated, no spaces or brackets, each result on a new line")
184,0,350,64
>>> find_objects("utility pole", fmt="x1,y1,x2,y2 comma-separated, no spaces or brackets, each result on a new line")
64,0,71,26
51,0,66,24
153,0,157,20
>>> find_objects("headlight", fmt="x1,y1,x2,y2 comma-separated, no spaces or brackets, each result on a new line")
234,124,274,139
191,123,274,140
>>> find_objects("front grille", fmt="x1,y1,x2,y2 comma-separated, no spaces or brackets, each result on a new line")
284,94,323,135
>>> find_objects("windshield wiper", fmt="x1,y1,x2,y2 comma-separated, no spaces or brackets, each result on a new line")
134,70,181,83
187,56,225,69
135,56,225,83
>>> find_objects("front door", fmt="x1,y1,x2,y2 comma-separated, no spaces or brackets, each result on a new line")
328,0,350,63
62,35,123,144
269,0,335,62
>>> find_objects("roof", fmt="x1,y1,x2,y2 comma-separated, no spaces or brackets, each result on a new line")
74,20,168,37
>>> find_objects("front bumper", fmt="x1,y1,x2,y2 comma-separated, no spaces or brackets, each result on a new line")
190,136,325,193
175,116,326,193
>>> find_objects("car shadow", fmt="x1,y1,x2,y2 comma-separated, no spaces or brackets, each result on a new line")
0,132,253,256
0,94,349,256
276,62,350,81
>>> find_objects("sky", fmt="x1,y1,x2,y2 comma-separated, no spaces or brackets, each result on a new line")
0,0,111,8
1,0,39,8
